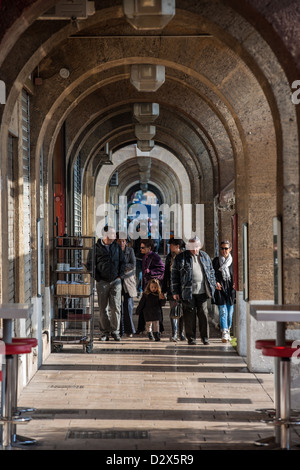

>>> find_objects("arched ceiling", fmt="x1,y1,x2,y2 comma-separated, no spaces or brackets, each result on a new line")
1,0,299,299
96,144,191,207
1,0,284,203
0,0,297,223
0,0,299,303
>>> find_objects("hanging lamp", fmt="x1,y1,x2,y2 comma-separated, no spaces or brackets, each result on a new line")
134,103,159,123
123,0,175,30
135,124,156,140
137,140,155,151
130,64,165,92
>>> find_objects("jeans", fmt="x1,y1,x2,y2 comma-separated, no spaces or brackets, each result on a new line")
182,294,209,340
136,259,143,294
121,293,136,335
96,278,122,337
218,303,234,331
170,317,184,337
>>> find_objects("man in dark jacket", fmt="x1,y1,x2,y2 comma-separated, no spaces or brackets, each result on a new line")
171,237,216,345
162,238,186,342
95,226,125,341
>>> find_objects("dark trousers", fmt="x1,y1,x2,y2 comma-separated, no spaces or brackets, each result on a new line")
169,299,184,337
122,293,135,335
182,294,209,340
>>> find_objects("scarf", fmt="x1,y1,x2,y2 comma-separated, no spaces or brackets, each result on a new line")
219,253,232,281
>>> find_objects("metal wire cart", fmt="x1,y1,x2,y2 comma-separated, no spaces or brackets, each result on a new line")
52,236,95,353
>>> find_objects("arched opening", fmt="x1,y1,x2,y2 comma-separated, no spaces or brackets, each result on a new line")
0,0,298,383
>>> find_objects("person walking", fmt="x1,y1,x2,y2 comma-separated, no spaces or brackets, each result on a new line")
116,234,137,337
136,238,165,334
171,236,216,345
136,279,166,341
132,225,143,298
212,240,235,343
162,238,186,342
141,239,165,289
94,226,125,341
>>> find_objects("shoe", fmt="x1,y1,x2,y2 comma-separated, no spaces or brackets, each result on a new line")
179,333,186,341
188,338,196,345
100,335,109,341
170,335,177,342
202,338,210,345
222,330,229,343
154,332,161,342
148,332,154,340
126,334,133,338
111,333,121,341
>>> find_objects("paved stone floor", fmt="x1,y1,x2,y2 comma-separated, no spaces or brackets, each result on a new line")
9,304,300,457
14,317,270,449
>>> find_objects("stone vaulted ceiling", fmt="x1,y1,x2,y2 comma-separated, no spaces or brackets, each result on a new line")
1,0,300,302
1,0,282,202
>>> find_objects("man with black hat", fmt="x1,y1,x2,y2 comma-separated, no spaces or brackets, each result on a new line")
171,237,216,345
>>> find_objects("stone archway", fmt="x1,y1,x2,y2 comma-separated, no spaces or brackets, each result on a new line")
0,1,299,377
94,144,193,242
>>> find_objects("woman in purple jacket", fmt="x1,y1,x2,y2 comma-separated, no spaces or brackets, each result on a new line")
136,239,165,334
141,239,165,289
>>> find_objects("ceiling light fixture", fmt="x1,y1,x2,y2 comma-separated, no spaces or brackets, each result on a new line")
137,140,155,152
98,143,113,165
123,0,175,30
134,103,159,122
39,0,95,20
135,124,156,140
130,64,165,92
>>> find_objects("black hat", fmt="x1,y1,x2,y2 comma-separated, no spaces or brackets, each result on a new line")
168,238,185,248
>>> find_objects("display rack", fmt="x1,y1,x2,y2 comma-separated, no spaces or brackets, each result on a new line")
52,235,95,353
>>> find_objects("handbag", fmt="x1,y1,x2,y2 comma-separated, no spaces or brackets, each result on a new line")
170,301,183,319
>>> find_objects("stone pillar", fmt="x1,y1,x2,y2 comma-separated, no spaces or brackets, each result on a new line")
247,300,276,372
235,291,247,357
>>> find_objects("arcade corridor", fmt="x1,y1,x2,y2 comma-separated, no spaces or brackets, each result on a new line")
0,0,300,452
17,304,278,451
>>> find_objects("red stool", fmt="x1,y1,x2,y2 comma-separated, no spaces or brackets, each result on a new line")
254,339,293,418
10,338,38,447
254,339,296,447
1,342,33,450
256,339,293,350
262,345,300,450
10,337,38,417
